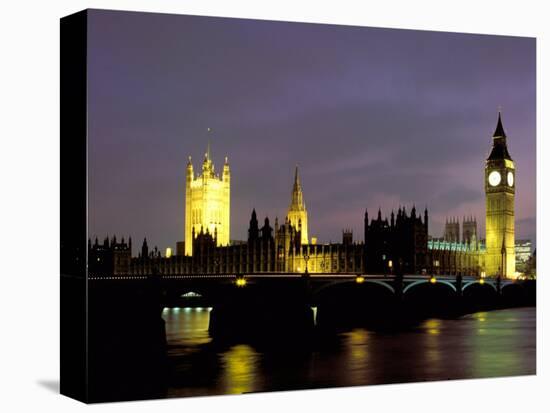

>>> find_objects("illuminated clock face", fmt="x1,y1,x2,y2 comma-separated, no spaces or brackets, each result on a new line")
507,171,514,187
488,170,501,187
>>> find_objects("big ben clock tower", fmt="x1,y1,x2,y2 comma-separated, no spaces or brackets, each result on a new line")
485,112,515,278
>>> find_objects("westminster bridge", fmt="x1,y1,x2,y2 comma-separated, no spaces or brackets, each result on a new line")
88,272,535,334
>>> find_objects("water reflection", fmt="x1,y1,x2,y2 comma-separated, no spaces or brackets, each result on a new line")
421,319,442,369
423,318,441,335
343,329,371,383
164,307,212,346
219,344,261,394
163,307,535,397
465,309,534,379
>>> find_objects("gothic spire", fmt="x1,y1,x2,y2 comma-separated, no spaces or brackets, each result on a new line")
289,165,305,210
293,165,301,190
493,111,506,138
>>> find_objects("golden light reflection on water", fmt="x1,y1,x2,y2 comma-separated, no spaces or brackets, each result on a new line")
220,344,261,394
422,319,442,367
474,312,487,323
343,329,370,382
348,329,369,359
423,318,441,335
473,312,487,335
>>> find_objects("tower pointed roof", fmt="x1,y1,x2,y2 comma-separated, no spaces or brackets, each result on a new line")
293,165,301,189
289,165,305,211
487,111,513,161
493,112,506,138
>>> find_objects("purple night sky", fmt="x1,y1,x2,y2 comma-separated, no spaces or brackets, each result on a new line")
87,9,536,252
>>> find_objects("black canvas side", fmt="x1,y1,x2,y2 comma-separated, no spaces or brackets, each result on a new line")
60,9,88,403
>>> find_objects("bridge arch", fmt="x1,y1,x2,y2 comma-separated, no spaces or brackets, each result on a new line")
312,279,395,298
403,279,456,294
461,279,500,309
500,282,527,306
462,280,498,293
501,281,523,290
402,278,459,317
313,278,397,328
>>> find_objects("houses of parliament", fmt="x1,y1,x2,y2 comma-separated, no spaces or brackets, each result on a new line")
89,114,517,279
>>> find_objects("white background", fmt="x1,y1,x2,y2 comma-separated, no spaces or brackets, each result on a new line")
0,0,547,411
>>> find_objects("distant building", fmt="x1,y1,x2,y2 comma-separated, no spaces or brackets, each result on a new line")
515,239,532,272
462,217,478,244
443,217,460,243
176,241,185,257
427,238,484,277
88,235,132,275
443,216,477,245
342,230,353,246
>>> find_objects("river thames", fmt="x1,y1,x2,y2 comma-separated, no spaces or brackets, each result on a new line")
162,306,535,397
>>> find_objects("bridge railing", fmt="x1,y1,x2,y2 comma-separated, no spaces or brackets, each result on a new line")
87,272,484,282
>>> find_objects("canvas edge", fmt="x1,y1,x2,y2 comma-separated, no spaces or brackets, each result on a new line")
60,9,89,404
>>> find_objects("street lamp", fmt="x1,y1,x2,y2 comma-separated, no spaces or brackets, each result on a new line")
304,254,310,276
235,276,247,287
388,260,393,277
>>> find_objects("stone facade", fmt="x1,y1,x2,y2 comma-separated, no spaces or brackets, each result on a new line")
184,144,230,256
